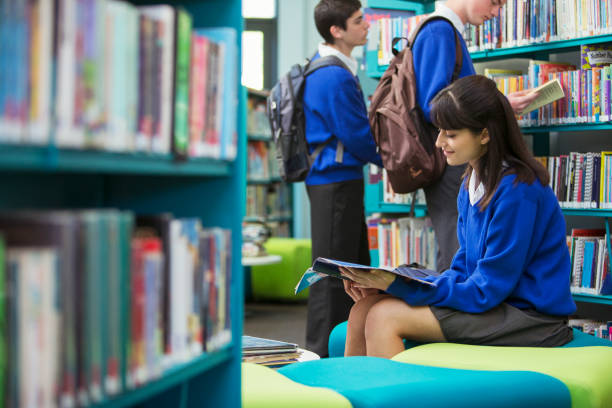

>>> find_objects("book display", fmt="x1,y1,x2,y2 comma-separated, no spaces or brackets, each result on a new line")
245,89,292,239
364,0,612,320
0,0,245,406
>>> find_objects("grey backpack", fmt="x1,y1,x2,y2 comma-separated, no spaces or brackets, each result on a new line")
267,55,348,182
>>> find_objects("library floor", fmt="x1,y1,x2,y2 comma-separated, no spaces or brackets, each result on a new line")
244,302,308,347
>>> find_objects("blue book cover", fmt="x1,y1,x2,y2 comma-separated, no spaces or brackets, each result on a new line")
582,240,595,289
196,27,238,161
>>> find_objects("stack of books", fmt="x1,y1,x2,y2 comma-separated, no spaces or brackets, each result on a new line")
242,336,302,367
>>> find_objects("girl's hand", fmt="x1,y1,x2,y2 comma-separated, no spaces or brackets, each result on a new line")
343,279,378,302
339,266,396,291
506,89,539,114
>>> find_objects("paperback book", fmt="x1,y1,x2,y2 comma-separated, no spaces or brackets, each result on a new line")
295,257,440,294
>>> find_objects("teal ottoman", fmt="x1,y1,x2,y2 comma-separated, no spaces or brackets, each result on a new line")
329,321,612,357
251,238,311,301
279,356,570,408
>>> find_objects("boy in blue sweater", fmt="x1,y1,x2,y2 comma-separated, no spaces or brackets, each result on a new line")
340,75,576,357
303,0,383,358
413,0,538,272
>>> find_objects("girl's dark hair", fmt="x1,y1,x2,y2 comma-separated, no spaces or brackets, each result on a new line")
430,75,549,210
314,0,361,44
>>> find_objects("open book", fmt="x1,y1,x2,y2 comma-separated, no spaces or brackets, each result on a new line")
520,78,565,115
295,257,441,294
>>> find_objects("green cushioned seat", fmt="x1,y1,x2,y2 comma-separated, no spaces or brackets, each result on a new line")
393,343,612,408
242,363,352,408
279,356,571,408
251,238,311,301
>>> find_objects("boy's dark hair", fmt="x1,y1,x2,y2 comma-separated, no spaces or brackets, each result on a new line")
430,75,550,211
314,0,361,44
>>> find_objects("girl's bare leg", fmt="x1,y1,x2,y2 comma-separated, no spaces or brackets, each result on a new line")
364,297,446,359
344,294,390,356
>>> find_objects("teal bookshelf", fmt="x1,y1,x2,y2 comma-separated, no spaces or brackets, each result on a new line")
0,0,246,406
364,0,612,309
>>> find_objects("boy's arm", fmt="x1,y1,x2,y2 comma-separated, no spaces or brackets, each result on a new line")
412,22,461,123
316,68,383,167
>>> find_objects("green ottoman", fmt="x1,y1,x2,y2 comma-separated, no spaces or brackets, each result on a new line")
393,344,612,408
279,356,570,408
251,238,311,301
242,363,352,408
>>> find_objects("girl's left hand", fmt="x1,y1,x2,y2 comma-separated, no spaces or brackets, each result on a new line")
339,266,396,291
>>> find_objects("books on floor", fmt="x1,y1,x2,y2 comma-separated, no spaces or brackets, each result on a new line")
242,336,301,366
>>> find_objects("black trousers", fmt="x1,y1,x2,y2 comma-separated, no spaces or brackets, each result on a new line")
305,178,370,357
423,163,466,271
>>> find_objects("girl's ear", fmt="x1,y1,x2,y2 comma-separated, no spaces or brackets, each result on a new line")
480,128,490,145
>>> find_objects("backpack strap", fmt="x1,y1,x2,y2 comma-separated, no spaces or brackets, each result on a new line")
304,54,353,164
405,15,463,81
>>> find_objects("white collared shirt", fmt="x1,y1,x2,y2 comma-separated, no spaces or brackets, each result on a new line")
318,42,359,76
432,3,465,34
469,169,485,206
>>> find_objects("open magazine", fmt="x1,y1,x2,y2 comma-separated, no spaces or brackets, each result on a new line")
295,257,441,294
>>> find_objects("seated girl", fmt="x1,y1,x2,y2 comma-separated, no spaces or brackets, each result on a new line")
340,75,576,358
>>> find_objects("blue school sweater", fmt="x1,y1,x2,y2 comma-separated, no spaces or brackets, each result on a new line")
386,174,577,316
413,19,476,122
303,53,383,186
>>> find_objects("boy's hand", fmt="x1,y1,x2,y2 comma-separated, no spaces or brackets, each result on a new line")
339,266,396,291
506,89,539,114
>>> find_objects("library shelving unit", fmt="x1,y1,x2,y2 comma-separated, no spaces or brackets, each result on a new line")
0,0,245,407
364,0,612,308
245,88,293,237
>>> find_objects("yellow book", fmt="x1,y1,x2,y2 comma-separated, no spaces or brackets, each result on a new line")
520,78,565,115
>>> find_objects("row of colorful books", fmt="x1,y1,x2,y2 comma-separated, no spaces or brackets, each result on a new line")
247,140,280,181
569,319,612,340
535,152,612,209
488,47,612,126
465,0,612,52
247,95,272,139
568,228,612,295
0,210,232,408
367,216,438,271
246,183,292,220
0,0,237,160
368,166,427,206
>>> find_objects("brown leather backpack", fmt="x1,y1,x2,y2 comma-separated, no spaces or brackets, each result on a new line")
369,16,463,194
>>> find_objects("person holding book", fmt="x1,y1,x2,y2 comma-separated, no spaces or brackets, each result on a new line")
303,0,383,358
412,0,539,272
340,75,576,358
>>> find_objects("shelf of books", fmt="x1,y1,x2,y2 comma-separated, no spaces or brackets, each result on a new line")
364,0,612,316
0,0,245,407
245,89,293,239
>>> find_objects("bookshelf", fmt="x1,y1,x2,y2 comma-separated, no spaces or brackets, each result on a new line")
363,0,612,310
0,0,245,407
245,89,293,238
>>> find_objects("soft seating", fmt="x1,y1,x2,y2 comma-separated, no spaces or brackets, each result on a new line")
250,238,312,301
393,343,612,408
329,321,612,357
242,362,351,408
278,356,571,408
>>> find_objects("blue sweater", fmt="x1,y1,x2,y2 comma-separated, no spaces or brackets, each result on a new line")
303,53,383,185
386,174,577,316
413,20,476,122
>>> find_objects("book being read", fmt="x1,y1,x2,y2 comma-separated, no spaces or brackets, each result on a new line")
520,78,565,115
294,257,440,294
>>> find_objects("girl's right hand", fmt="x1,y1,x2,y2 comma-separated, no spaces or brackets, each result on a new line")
343,279,378,302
